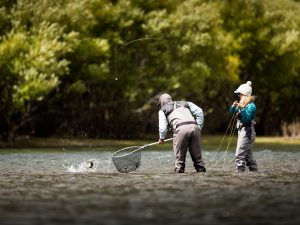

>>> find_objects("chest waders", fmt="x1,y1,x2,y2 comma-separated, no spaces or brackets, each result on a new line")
162,101,206,173
235,119,258,172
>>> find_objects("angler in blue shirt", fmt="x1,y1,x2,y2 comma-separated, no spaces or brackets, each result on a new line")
230,81,258,172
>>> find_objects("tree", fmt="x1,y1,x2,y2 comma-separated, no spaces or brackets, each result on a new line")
221,0,300,135
0,0,78,141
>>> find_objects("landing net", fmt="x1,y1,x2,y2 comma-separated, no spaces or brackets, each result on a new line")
112,146,142,173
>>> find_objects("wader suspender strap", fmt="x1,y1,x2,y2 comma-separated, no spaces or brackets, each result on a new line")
172,101,197,129
173,101,182,110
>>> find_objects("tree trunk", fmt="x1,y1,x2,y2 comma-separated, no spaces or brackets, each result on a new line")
281,120,300,138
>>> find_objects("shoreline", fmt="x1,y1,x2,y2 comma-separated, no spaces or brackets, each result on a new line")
0,135,299,149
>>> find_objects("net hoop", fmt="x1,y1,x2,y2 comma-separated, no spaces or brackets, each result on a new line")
112,146,142,159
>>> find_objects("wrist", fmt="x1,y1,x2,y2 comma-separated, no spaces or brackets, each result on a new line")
158,138,165,144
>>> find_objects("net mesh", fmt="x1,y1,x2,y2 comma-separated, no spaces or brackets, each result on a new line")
112,146,142,173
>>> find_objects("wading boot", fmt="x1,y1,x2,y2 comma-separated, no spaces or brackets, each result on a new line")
236,166,246,172
249,166,258,172
195,166,206,172
174,168,185,173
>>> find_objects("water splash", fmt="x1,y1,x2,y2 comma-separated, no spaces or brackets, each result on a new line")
64,159,99,173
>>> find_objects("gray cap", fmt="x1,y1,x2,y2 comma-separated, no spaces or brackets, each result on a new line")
158,93,172,107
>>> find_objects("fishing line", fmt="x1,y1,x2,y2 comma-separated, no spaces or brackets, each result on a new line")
114,38,239,170
221,114,237,168
112,37,162,79
207,113,236,166
118,37,162,50
209,113,238,168
203,58,235,102
219,115,237,166
202,57,241,170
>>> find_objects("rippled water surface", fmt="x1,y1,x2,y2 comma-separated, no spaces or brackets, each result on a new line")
0,147,299,225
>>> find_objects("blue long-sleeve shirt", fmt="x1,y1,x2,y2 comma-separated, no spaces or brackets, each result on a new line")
159,102,204,139
230,102,256,126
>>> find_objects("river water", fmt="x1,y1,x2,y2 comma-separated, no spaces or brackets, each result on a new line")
0,147,299,225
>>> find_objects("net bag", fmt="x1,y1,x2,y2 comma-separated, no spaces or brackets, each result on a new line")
112,146,142,173
112,138,173,173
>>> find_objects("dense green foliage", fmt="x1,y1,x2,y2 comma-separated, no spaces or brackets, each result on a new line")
0,0,299,141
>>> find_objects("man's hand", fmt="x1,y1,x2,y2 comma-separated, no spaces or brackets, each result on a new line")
158,139,164,144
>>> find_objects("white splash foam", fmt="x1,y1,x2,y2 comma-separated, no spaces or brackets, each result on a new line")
64,159,98,173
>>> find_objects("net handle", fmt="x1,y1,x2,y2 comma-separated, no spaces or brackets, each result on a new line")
138,137,174,150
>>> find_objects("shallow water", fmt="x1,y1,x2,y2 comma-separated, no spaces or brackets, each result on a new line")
0,148,299,225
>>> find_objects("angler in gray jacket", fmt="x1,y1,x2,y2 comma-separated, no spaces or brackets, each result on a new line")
157,93,206,173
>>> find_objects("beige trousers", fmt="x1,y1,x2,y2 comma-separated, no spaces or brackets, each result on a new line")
173,124,205,172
